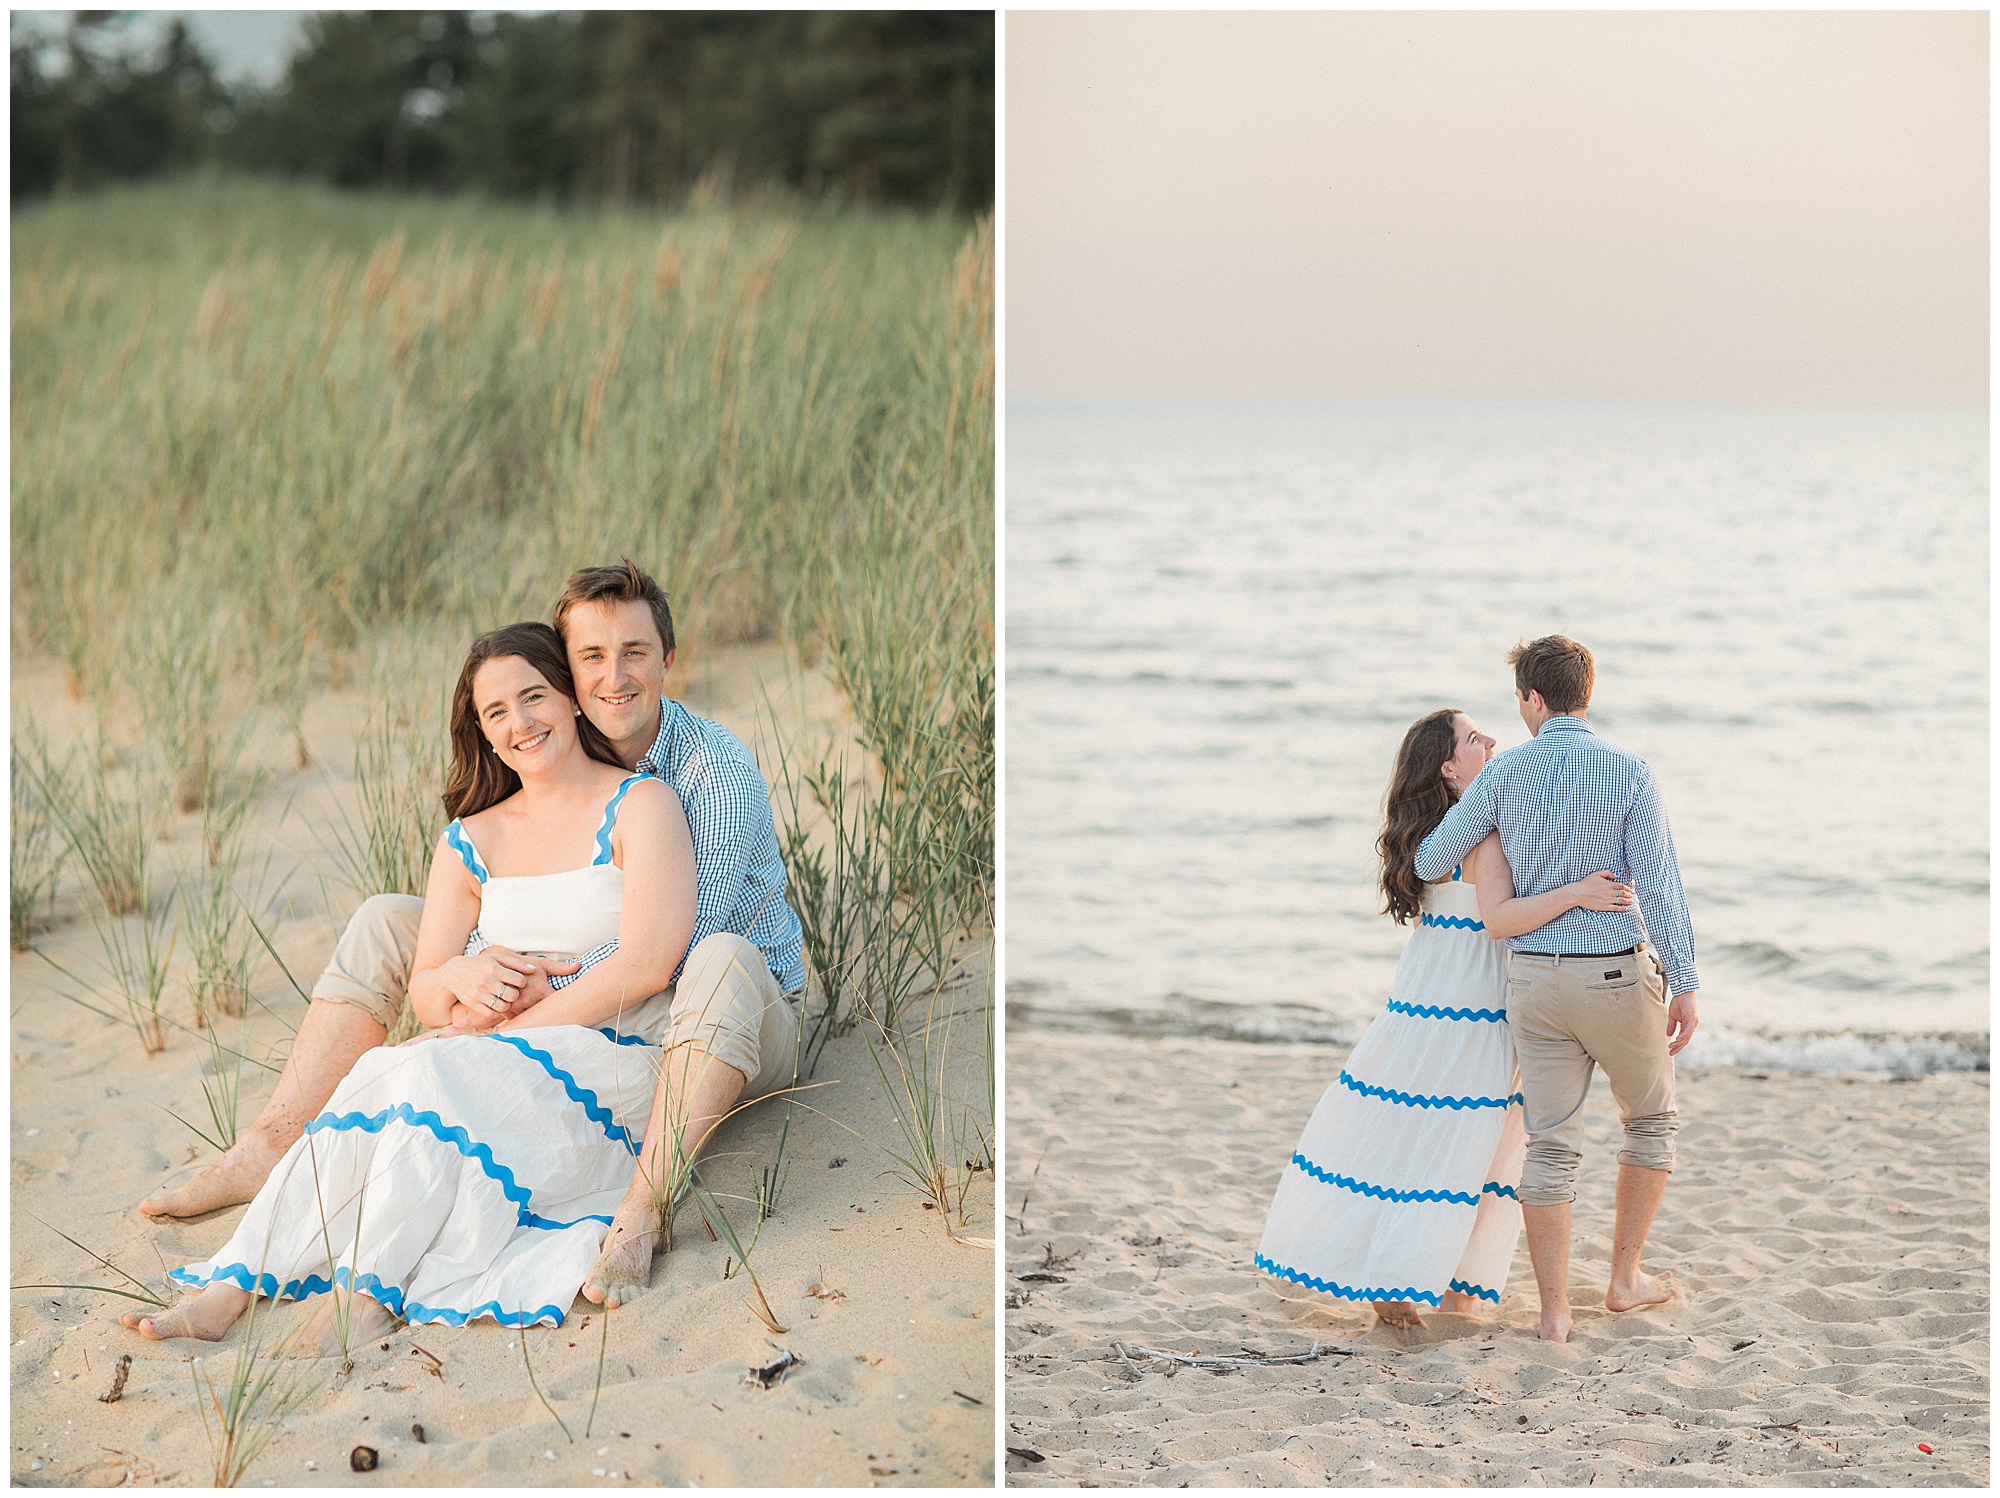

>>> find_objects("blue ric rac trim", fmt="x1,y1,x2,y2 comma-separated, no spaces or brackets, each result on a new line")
302,1103,613,1230
1419,913,1485,931
166,1262,567,1328
1337,1070,1523,1111
1253,1252,1441,1306
1450,1277,1502,1304
444,821,489,883
592,773,651,866
1290,1153,1517,1206
597,1027,655,1047
1450,865,1462,882
1384,999,1506,1022
486,1033,640,1155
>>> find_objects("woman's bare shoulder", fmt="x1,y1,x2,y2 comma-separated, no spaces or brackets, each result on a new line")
1458,830,1506,886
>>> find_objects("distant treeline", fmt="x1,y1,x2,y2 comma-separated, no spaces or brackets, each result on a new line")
11,10,993,210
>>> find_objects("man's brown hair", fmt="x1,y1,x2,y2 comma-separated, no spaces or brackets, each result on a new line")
553,559,675,656
1508,634,1593,714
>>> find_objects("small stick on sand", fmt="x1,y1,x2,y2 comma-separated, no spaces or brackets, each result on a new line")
1115,1339,1341,1369
98,1354,132,1404
1016,1153,1045,1236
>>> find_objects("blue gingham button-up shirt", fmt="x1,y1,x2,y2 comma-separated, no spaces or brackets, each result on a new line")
1414,715,1699,995
523,696,807,996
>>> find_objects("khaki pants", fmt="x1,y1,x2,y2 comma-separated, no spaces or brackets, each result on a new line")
1507,942,1678,1207
313,893,801,1101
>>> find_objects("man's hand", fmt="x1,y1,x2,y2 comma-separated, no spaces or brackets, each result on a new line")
1665,989,1699,1056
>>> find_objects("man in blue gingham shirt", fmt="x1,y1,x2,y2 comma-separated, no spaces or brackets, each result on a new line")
1415,718,1698,999
1415,635,1695,1344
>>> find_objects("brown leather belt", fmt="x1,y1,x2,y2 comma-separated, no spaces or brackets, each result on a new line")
1515,944,1642,961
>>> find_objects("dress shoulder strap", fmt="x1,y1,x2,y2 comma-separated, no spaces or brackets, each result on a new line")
443,820,489,883
592,773,655,867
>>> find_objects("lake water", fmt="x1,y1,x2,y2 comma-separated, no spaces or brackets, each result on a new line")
1005,400,1988,1072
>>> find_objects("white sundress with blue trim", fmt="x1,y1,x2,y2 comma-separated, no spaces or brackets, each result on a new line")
171,774,660,1329
1256,869,1526,1309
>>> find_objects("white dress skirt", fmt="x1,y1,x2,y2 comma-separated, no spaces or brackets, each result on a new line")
170,777,663,1328
1256,872,1526,1308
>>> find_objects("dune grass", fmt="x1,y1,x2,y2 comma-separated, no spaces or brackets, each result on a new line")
10,715,70,949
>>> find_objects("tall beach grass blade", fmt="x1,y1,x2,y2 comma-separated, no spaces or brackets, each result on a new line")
584,1304,611,1438
10,717,72,950
519,1327,572,1442
20,1212,171,1307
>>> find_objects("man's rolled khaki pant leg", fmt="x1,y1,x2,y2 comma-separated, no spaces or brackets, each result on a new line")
1509,960,1597,1207
1569,949,1678,1175
662,933,800,1101
311,893,425,1029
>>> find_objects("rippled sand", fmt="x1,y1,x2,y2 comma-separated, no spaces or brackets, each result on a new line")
1006,1029,1987,1487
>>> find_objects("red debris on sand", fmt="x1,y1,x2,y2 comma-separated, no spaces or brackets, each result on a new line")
1918,1444,1933,1454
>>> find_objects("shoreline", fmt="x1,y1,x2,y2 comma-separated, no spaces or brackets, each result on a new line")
1005,1028,1988,1487
1006,997,1990,1075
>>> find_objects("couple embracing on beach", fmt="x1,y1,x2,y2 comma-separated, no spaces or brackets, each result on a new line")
123,561,806,1348
1258,635,1699,1343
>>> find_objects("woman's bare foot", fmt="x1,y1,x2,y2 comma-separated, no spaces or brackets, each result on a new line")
1538,1307,1574,1342
1370,1300,1423,1329
1439,1289,1481,1314
583,1192,663,1308
139,1133,288,1220
119,1282,251,1341
1605,1268,1677,1312
301,1289,399,1356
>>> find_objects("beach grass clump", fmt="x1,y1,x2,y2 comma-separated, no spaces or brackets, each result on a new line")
862,972,994,1240
130,591,245,814
10,715,71,949
191,1292,324,1487
319,632,455,900
36,727,153,918
181,846,254,1025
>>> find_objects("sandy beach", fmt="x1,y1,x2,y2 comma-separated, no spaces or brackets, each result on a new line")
10,644,995,1488
1004,1027,1987,1487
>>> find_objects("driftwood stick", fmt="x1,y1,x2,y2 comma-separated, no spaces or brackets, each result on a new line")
1117,1339,1338,1369
1112,1342,1145,1378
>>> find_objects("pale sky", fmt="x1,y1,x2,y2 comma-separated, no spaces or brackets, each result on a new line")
1008,11,1987,408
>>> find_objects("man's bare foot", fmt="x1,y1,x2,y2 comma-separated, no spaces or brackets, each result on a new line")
119,1282,251,1341
300,1290,399,1357
1370,1300,1422,1329
1439,1289,1481,1314
583,1193,663,1308
1538,1308,1574,1343
1605,1269,1677,1312
140,1134,288,1220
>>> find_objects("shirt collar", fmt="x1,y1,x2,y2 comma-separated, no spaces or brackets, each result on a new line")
1537,714,1595,737
636,696,679,775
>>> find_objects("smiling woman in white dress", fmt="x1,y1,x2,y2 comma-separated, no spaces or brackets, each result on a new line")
1256,708,1633,1329
122,621,695,1348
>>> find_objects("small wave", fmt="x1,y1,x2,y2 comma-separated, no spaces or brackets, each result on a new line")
1684,1025,1987,1075
1007,995,1365,1048
1008,999,1987,1074
1713,940,1800,972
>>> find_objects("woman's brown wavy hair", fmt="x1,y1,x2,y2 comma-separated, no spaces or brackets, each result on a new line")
442,622,624,821
1377,707,1464,926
